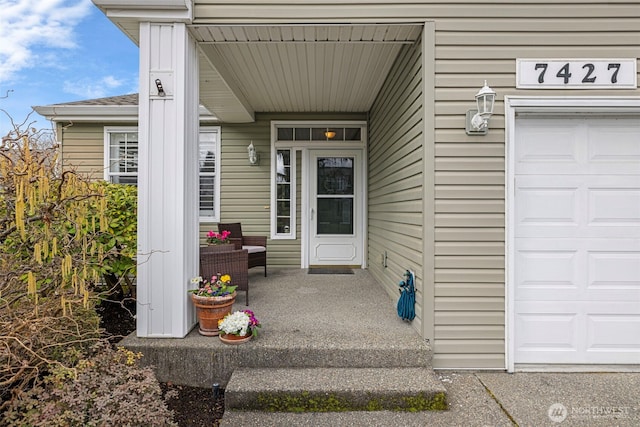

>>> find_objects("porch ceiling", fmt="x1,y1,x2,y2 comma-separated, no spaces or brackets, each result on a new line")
191,24,423,123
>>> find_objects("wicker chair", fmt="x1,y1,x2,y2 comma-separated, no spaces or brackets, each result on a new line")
199,245,250,305
217,223,267,277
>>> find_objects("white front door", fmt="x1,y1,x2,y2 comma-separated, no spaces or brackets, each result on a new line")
513,115,640,365
308,149,364,266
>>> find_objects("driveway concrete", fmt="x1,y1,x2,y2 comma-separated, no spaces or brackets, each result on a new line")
222,371,640,426
474,371,640,427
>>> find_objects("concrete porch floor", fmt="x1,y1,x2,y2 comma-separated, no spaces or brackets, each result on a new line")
121,268,431,388
233,268,424,349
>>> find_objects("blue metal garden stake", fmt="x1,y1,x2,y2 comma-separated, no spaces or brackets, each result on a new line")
397,270,416,321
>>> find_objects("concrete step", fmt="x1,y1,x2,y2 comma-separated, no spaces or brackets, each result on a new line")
122,329,432,388
225,367,447,412
220,410,446,427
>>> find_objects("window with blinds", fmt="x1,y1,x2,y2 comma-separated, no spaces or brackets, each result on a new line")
104,126,221,222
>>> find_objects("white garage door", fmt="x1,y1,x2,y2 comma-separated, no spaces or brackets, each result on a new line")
514,115,640,365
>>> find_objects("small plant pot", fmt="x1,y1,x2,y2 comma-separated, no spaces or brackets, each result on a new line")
219,333,252,345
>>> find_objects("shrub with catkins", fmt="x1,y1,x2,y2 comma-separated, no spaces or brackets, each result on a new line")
0,121,134,408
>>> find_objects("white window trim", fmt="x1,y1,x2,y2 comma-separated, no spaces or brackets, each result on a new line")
270,147,297,240
103,125,221,223
104,126,138,183
198,126,221,223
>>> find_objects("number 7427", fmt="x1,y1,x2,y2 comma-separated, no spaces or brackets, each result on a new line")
534,62,621,84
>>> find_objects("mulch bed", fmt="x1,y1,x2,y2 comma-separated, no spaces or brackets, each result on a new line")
98,298,225,426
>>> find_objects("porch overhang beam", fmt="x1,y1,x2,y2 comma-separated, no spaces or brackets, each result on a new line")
198,46,255,123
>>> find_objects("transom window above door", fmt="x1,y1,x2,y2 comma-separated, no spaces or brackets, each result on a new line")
276,126,362,142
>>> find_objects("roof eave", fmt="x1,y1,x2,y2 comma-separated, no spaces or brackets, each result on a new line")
34,105,139,122
34,104,217,123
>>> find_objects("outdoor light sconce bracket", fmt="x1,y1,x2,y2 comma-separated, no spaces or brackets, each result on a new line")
149,71,174,99
466,109,488,135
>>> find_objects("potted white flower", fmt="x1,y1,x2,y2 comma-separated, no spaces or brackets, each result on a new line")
217,310,261,344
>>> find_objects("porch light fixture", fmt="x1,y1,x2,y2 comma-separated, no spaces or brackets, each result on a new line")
465,80,496,135
247,141,259,165
324,130,336,139
154,79,166,97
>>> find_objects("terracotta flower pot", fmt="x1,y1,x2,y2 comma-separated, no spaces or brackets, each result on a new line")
219,332,252,345
191,292,236,336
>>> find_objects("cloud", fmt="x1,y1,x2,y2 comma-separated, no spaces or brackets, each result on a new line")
63,75,128,99
0,0,93,83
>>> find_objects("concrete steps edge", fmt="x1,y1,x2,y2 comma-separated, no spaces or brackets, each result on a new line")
225,367,447,412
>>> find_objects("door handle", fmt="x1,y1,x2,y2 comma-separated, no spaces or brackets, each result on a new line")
310,208,314,220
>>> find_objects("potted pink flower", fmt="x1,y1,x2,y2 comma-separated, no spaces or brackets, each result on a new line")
206,229,231,245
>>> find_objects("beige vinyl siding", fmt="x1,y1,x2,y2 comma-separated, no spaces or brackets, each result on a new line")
194,1,640,24
431,5,640,369
368,34,424,333
57,122,108,180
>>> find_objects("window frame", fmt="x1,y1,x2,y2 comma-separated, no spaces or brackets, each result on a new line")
198,126,221,223
271,147,296,239
104,126,139,185
103,125,221,223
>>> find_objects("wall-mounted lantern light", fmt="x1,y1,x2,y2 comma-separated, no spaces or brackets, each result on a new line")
248,141,259,165
465,80,496,135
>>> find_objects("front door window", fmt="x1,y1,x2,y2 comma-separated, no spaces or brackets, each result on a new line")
309,150,362,266
316,157,354,235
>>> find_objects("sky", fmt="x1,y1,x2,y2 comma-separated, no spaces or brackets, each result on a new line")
0,0,139,133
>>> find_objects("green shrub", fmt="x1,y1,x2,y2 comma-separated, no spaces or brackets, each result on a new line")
90,181,137,298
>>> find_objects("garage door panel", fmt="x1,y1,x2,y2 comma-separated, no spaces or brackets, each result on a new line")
515,249,581,301
588,251,640,290
514,115,640,366
587,314,640,352
588,188,640,231
515,311,578,353
515,184,579,233
515,121,583,175
588,121,640,175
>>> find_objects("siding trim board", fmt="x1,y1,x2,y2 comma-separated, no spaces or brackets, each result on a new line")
421,22,436,344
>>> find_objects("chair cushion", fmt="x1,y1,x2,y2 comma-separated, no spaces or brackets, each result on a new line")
242,245,266,254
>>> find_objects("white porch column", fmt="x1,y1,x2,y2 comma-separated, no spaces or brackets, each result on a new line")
137,22,199,337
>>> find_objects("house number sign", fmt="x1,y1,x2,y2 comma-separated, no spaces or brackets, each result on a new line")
516,59,637,89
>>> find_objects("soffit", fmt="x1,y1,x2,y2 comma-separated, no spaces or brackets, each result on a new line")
192,24,422,123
